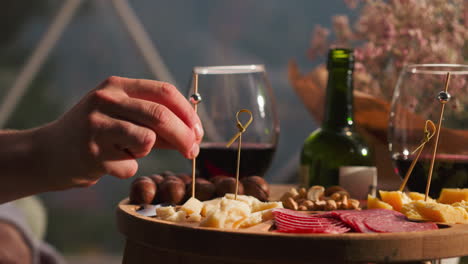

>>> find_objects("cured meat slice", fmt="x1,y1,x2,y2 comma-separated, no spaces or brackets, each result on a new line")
364,213,438,233
272,208,438,234
273,209,351,234
331,209,404,233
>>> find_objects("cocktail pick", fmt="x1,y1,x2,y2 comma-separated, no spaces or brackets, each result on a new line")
226,109,253,200
190,72,202,198
425,72,451,201
398,120,436,192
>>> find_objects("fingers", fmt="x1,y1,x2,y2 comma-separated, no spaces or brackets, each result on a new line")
103,160,139,179
91,113,156,159
105,76,204,142
96,92,200,159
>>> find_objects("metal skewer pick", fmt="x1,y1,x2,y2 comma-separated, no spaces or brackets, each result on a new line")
226,109,253,200
190,72,202,198
425,72,451,201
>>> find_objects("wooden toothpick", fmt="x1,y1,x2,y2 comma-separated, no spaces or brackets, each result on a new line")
226,109,253,200
425,72,451,201
190,72,201,198
398,120,436,192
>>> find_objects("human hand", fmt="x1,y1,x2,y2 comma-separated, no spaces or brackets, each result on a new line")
0,222,31,264
37,76,203,190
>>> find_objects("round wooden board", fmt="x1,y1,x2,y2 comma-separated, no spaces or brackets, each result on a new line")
117,195,468,263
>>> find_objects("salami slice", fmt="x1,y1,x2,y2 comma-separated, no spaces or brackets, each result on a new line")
364,214,438,233
273,208,437,234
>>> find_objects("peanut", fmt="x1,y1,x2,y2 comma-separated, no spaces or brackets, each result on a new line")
298,205,308,211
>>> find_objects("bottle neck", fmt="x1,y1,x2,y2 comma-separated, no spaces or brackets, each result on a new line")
322,68,354,131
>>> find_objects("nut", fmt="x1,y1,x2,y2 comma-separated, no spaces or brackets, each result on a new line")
210,175,229,185
129,176,156,204
302,200,315,210
324,185,347,197
298,205,308,211
341,195,349,208
330,192,342,201
280,188,300,203
325,199,337,210
186,178,215,201
283,197,298,210
307,185,325,201
176,173,192,185
215,177,244,197
159,177,186,204
160,170,176,177
148,174,165,185
298,187,307,199
164,175,183,184
314,200,326,210
348,199,360,210
241,176,270,201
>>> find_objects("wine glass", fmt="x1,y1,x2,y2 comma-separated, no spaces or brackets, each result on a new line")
188,65,279,179
389,64,468,197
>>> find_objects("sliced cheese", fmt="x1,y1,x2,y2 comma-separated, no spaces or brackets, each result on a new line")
409,200,468,224
251,200,283,213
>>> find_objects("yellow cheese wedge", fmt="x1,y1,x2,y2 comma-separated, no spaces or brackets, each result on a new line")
367,195,393,210
438,188,468,204
401,203,428,221
379,190,412,212
408,200,468,224
408,192,436,202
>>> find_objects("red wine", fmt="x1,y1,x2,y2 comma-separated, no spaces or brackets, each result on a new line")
393,154,468,197
197,142,276,178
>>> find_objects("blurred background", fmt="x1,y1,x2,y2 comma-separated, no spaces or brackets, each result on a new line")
0,0,353,261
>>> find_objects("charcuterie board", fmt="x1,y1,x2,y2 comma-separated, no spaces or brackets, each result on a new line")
116,185,468,264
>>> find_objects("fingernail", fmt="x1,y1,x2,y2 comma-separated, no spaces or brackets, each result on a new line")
194,123,204,140
189,143,200,159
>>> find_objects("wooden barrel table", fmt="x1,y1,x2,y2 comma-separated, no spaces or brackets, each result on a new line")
116,185,468,264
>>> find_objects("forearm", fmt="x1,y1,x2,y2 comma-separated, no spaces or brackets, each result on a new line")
0,128,48,204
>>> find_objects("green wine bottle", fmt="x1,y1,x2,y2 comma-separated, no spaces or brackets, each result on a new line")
300,48,375,190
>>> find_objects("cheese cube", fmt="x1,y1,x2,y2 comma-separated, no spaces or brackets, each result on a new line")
163,210,187,222
156,206,176,218
200,210,227,228
379,190,411,212
438,188,468,204
180,197,203,215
